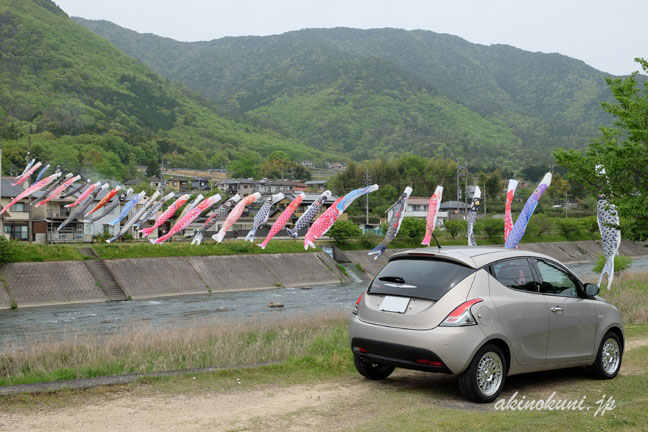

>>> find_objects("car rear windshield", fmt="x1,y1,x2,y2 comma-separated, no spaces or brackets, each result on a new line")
367,257,475,301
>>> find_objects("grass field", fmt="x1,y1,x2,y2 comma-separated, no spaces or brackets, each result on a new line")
1,272,647,430
2,239,316,262
0,272,646,387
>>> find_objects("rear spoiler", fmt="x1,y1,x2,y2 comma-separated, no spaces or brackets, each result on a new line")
389,250,477,269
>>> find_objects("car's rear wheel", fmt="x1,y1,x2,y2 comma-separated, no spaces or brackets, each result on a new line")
458,343,506,403
353,354,395,380
588,331,622,379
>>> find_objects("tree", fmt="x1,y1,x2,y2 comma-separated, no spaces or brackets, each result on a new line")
397,217,426,241
229,154,258,178
147,159,160,178
485,171,502,200
526,213,554,238
475,218,504,242
443,220,466,239
327,220,362,244
554,58,648,241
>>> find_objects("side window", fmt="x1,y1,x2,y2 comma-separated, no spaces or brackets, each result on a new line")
535,260,580,297
490,258,538,292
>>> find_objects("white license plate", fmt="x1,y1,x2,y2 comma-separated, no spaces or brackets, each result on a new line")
380,296,410,313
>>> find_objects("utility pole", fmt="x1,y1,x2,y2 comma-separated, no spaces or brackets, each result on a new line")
365,166,371,227
565,191,568,218
483,183,487,215
27,126,32,244
161,158,165,192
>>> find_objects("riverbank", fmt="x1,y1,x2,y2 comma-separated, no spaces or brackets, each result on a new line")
0,251,346,309
338,240,648,278
1,239,645,309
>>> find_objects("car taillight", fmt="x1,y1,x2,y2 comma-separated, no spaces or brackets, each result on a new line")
353,293,364,315
440,299,483,327
416,359,444,367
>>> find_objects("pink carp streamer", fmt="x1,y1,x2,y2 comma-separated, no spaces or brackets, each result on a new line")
34,175,81,208
421,186,443,246
86,185,121,216
1,172,62,215
304,185,379,250
12,161,42,186
258,192,305,249
152,194,221,244
504,179,518,242
212,192,261,243
65,181,101,208
140,194,191,238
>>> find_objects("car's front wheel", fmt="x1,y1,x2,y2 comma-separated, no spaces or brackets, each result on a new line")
353,354,395,380
588,331,622,379
458,343,507,403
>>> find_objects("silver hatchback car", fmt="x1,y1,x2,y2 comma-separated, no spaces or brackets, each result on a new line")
349,247,624,403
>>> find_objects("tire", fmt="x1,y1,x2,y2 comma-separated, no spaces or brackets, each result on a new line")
588,331,622,379
458,343,507,403
353,354,395,380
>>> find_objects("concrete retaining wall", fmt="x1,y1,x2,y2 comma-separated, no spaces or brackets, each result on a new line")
0,252,347,306
518,240,647,264
0,282,11,309
343,241,647,278
2,261,107,307
105,257,209,299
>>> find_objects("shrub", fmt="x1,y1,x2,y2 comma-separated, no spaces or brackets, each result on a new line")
580,216,600,239
527,213,554,238
396,217,426,241
476,218,504,242
443,220,466,239
0,237,12,264
555,218,582,239
593,254,632,273
327,220,362,244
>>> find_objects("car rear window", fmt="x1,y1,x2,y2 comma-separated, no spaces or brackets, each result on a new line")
367,257,475,301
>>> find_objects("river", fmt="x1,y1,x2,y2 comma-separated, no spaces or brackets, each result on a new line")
1,258,646,350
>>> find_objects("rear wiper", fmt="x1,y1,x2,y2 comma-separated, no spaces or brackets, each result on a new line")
378,276,406,284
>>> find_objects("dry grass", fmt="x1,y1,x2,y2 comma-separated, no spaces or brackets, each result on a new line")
0,312,350,385
583,270,648,324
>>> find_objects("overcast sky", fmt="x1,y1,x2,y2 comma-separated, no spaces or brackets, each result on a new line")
54,0,646,76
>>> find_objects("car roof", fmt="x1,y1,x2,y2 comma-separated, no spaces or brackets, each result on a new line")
389,246,557,269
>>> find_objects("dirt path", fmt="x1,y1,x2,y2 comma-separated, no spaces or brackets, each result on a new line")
2,338,647,431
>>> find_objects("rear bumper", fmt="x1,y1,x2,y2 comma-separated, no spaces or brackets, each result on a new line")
351,337,451,373
349,315,487,375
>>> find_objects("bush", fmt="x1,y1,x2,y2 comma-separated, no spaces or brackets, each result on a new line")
443,220,466,239
475,218,504,241
327,220,362,244
396,217,426,241
555,218,582,239
0,237,12,264
580,216,600,239
593,254,632,273
526,213,554,238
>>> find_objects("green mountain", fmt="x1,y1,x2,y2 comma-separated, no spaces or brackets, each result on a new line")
75,20,618,168
0,0,331,180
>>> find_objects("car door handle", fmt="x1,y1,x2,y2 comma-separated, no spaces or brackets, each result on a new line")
550,306,564,313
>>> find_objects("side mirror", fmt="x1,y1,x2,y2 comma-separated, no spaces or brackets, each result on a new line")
584,283,599,297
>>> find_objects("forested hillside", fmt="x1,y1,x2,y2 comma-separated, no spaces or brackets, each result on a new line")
76,19,618,168
0,0,332,180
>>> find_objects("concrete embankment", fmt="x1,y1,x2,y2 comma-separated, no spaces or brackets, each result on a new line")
0,252,345,308
340,240,648,279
